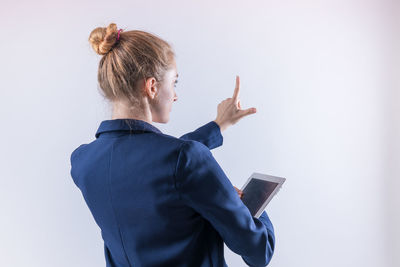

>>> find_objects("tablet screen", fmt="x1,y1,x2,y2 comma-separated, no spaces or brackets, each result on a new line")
242,178,279,216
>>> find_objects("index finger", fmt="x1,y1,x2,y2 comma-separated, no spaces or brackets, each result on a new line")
232,75,240,101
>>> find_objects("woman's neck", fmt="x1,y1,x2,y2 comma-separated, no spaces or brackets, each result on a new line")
111,99,152,124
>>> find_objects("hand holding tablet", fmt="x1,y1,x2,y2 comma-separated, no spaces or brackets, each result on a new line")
240,172,286,218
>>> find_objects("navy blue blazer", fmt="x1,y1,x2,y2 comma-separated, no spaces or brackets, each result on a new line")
70,119,275,267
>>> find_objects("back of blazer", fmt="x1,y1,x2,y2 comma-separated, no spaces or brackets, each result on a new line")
70,119,275,267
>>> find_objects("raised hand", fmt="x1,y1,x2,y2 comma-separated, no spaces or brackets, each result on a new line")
213,75,257,132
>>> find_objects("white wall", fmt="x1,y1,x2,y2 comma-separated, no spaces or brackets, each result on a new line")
1,0,398,266
386,1,400,266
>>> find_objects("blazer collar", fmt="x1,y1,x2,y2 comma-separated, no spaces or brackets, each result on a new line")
95,119,162,138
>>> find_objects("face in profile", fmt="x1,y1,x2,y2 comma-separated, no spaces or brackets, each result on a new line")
150,58,178,123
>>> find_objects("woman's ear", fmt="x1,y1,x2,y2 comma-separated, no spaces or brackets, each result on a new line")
144,77,158,100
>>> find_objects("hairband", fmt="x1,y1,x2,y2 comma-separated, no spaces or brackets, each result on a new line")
117,29,123,41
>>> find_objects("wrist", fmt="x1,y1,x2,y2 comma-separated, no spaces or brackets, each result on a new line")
213,119,226,132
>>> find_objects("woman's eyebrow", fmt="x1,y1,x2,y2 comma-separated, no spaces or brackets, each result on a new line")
175,73,179,78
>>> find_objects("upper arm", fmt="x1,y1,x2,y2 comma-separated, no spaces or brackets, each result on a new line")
178,121,223,150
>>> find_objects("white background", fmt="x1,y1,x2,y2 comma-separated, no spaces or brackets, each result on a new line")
1,0,399,266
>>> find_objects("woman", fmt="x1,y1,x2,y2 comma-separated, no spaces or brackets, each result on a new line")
70,23,275,267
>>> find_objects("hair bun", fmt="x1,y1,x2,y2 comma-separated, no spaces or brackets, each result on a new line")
88,23,120,55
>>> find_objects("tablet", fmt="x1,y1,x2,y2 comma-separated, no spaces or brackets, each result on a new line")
240,172,286,218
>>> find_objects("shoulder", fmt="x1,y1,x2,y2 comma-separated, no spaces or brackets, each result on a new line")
175,139,214,172
178,139,210,155
70,144,88,162
70,142,95,167
156,133,210,153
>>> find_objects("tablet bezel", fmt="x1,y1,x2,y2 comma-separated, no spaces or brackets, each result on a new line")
240,172,286,218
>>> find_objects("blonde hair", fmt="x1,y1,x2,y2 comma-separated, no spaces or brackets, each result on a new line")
88,23,175,108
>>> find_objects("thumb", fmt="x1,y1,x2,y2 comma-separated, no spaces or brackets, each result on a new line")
238,107,257,118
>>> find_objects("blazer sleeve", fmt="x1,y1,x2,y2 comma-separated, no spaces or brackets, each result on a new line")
178,121,223,150
174,140,275,267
